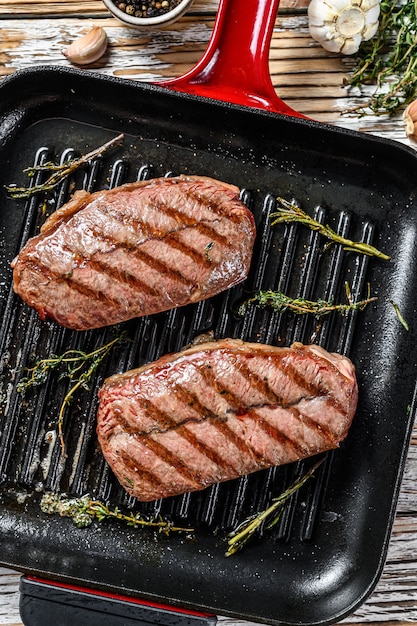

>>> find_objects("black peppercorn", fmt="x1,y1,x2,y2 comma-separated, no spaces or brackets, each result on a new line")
114,0,182,17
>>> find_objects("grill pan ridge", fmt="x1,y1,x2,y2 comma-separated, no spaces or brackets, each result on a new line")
0,6,417,625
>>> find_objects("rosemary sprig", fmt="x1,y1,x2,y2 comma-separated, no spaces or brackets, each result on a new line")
271,197,390,261
40,492,194,535
238,282,377,318
17,332,128,453
346,1,417,116
6,133,124,199
226,459,324,557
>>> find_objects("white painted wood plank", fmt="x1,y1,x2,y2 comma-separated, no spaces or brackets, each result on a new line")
0,569,21,625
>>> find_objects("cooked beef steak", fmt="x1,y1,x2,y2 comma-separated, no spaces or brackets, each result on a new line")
96,339,358,502
11,176,255,331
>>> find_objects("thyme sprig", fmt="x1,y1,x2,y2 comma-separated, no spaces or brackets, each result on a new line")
40,492,194,535
271,197,390,261
346,1,417,116
238,282,377,318
226,459,324,557
390,300,409,331
17,332,128,453
6,133,124,199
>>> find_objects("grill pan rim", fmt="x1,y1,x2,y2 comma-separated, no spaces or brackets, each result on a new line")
2,63,417,162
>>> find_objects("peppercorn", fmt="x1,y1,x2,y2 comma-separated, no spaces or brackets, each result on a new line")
113,0,182,17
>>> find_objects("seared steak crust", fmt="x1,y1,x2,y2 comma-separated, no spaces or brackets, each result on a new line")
96,339,358,502
11,176,255,330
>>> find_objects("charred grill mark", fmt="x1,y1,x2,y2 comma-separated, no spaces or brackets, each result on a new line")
98,189,237,247
113,397,240,478
131,248,196,287
281,359,348,417
23,190,239,298
183,185,248,224
288,407,339,448
246,407,309,458
169,384,261,468
87,257,161,296
236,357,345,448
232,360,287,405
99,210,231,250
63,278,125,310
143,183,244,223
180,364,268,464
114,398,173,434
197,356,337,460
18,259,122,308
164,231,214,269
14,258,55,283
83,218,228,268
117,448,166,497
134,435,206,489
82,238,203,290
88,220,155,245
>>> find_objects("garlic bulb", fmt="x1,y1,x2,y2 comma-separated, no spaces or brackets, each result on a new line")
62,26,108,65
403,100,417,141
308,0,380,55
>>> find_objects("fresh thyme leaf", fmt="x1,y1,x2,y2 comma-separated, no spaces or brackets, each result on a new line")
226,459,324,556
390,300,409,330
271,198,390,261
238,282,377,318
40,493,193,535
6,133,124,199
18,332,128,454
346,1,417,116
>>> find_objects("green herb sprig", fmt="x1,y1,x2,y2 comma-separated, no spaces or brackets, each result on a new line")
390,300,409,330
238,282,377,318
6,133,124,199
18,332,128,453
226,459,324,557
40,492,194,535
271,197,390,261
346,1,417,116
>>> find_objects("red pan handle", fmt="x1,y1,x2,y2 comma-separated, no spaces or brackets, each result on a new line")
158,0,304,118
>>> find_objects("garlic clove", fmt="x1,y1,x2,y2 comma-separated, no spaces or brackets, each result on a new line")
403,100,417,141
362,20,379,41
62,26,108,66
364,3,381,26
308,2,338,25
360,0,380,11
341,33,363,55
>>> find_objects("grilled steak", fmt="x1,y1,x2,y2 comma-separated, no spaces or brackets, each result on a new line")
11,176,256,331
96,339,358,502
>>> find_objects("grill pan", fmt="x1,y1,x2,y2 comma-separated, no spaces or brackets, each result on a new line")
1,0,417,624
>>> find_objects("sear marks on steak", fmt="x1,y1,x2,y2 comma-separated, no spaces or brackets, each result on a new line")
96,339,358,502
11,176,256,331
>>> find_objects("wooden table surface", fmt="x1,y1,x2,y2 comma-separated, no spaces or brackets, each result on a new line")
0,0,416,624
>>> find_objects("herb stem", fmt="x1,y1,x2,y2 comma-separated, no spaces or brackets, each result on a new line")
226,459,324,556
40,493,193,535
239,283,377,318
18,333,127,456
271,198,390,261
6,133,124,199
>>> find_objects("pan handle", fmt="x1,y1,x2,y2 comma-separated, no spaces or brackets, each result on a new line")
157,0,304,118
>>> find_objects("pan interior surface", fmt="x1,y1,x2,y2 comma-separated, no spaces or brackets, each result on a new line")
0,67,416,626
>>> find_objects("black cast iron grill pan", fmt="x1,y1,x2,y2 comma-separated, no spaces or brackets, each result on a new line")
0,1,417,624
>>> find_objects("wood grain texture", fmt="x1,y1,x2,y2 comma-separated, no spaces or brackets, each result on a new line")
0,0,416,624
0,0,309,17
